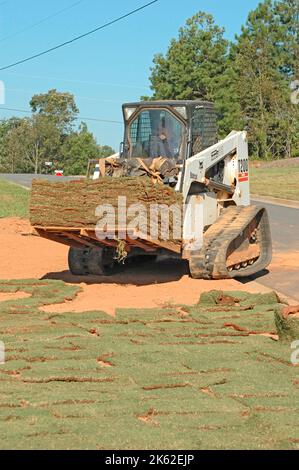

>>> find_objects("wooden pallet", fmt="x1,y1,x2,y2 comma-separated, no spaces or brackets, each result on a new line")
32,225,182,254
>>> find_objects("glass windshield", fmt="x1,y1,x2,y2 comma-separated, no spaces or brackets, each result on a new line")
128,109,184,160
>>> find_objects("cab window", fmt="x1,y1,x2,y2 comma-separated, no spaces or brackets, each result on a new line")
129,109,184,161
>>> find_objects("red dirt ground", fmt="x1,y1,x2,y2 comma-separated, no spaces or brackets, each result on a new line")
269,251,299,271
0,217,292,316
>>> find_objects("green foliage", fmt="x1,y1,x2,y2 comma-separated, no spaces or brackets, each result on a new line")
61,123,101,175
3,115,61,174
273,0,299,79
150,12,228,101
99,144,115,158
30,88,78,133
0,179,29,218
148,12,235,136
61,124,115,175
0,118,23,173
0,90,114,175
233,0,299,159
147,1,299,158
0,281,298,449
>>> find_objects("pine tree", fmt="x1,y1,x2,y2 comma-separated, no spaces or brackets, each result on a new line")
146,1,298,159
148,12,237,136
273,0,299,157
233,0,299,158
273,0,299,80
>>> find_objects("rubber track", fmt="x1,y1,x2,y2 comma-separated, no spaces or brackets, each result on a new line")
189,205,272,280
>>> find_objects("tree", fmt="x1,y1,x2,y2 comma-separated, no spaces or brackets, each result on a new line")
273,0,299,157
4,115,61,174
30,89,79,133
61,123,101,175
149,12,229,101
0,89,118,174
0,118,23,172
147,12,237,136
146,2,298,158
99,145,115,158
273,0,299,80
233,0,299,158
61,124,115,175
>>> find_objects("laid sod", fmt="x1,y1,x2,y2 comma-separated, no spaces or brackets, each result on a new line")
0,280,298,450
250,166,299,201
0,179,29,218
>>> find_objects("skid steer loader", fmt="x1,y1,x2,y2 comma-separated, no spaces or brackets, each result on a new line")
32,100,272,279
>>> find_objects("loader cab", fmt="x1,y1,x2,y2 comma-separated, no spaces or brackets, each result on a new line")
121,100,217,162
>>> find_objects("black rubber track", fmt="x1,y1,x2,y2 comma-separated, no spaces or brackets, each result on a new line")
69,246,119,276
87,247,117,276
68,247,90,275
189,205,272,280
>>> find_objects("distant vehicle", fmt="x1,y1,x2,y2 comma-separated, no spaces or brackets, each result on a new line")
55,170,64,177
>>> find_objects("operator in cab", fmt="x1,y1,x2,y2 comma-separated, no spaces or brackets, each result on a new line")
129,109,183,162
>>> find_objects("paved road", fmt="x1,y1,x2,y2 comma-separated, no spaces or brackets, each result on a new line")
245,200,299,302
0,173,82,188
1,174,298,301
252,200,299,253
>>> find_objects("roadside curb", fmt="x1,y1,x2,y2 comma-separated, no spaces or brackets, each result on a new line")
252,195,299,209
0,178,30,191
15,184,30,191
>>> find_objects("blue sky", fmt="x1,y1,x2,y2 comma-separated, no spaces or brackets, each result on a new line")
0,0,261,149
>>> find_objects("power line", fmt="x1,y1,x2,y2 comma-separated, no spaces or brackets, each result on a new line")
0,106,123,124
79,115,122,124
0,0,86,44
0,107,30,114
0,1,158,71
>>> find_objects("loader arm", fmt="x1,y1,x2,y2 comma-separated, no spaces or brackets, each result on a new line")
181,131,272,279
182,130,249,206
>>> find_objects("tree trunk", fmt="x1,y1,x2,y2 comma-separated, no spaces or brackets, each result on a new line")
34,142,39,174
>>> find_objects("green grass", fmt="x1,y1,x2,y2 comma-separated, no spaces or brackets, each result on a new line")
250,166,299,201
0,179,30,218
0,280,298,450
